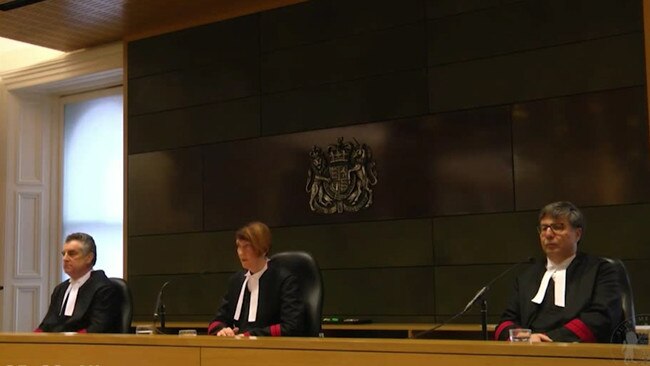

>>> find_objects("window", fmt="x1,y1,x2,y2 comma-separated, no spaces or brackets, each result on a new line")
61,88,123,279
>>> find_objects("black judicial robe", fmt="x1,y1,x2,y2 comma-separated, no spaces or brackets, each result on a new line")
495,253,624,343
37,270,121,333
208,262,304,337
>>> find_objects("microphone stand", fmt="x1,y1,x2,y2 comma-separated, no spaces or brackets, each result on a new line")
480,298,488,340
159,303,166,331
153,281,171,334
462,285,490,340
414,258,533,340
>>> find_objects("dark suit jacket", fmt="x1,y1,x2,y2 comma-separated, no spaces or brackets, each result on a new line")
208,262,305,336
37,270,121,333
495,252,624,343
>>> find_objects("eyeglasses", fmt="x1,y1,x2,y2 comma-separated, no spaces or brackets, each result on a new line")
537,223,567,234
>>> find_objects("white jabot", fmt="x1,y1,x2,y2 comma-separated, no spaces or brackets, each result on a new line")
233,263,268,322
60,270,92,316
531,255,576,307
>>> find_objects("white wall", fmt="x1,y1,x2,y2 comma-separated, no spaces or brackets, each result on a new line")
0,38,63,73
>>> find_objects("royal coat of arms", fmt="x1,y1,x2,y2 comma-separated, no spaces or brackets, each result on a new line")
306,137,378,214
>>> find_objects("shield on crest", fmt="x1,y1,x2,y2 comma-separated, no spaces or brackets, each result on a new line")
306,137,378,214
325,164,353,200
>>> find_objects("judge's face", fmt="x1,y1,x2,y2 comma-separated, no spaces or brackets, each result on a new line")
236,239,265,273
538,215,581,263
62,240,93,280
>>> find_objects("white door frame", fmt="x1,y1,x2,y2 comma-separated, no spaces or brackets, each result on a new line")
0,43,122,331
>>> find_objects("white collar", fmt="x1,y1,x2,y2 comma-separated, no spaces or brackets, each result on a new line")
61,270,92,316
234,262,268,322
531,255,576,307
546,254,576,271
70,269,92,287
247,263,268,282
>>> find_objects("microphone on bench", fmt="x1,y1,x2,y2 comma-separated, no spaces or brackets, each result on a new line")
153,280,171,334
414,257,534,340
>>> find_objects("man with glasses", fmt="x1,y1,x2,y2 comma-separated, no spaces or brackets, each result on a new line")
494,201,624,343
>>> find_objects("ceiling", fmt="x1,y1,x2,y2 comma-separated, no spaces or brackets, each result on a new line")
0,0,304,52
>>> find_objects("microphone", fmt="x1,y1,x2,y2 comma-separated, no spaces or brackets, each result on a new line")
414,257,534,340
153,281,171,333
462,257,534,314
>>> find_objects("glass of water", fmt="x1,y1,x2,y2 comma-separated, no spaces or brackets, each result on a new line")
135,325,155,335
509,328,532,342
178,329,197,337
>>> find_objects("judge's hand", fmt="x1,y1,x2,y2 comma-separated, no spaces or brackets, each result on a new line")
530,333,553,343
216,327,239,336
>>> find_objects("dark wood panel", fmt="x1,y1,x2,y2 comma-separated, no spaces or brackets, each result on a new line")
260,0,425,52
422,107,514,215
429,32,644,112
322,267,435,316
426,0,522,19
205,108,512,230
128,231,240,276
434,211,538,265
128,15,259,79
428,0,642,66
272,219,433,269
129,273,233,318
579,204,650,260
262,22,426,93
261,69,428,134
435,263,532,323
122,0,650,326
128,56,259,116
513,87,650,210
128,97,260,154
128,148,203,236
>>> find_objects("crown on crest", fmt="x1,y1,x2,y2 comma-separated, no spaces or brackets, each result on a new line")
327,137,351,163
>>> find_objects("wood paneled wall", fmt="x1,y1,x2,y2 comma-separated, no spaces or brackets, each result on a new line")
126,0,650,324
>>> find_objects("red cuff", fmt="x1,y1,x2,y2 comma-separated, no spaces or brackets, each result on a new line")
241,331,251,337
208,321,224,335
270,324,281,337
78,329,87,333
564,319,596,342
34,328,43,333
494,321,515,340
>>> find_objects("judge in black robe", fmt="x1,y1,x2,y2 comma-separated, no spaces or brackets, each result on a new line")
495,252,623,342
37,270,121,333
208,262,303,336
36,232,121,333
495,201,624,343
208,221,304,337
